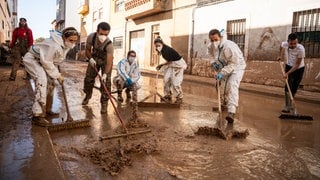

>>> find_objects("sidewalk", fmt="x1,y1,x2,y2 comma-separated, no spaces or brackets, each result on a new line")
140,68,320,104
0,66,65,180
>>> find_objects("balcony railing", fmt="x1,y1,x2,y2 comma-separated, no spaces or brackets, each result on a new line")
78,4,89,15
125,0,167,20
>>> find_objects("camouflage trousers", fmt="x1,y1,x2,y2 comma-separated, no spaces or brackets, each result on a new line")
83,58,111,104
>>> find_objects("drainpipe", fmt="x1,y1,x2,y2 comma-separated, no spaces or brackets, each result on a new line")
124,18,128,57
189,5,198,75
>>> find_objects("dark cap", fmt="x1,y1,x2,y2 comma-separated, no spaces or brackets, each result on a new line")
19,18,27,22
154,36,163,44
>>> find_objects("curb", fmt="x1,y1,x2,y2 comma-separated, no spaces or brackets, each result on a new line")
140,70,320,105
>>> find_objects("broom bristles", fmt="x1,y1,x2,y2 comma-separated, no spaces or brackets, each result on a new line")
279,114,313,120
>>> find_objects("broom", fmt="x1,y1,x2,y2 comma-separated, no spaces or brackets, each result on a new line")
89,65,151,140
278,61,313,120
48,67,91,132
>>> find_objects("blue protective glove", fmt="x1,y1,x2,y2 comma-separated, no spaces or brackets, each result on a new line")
126,78,133,86
212,62,220,71
216,73,223,80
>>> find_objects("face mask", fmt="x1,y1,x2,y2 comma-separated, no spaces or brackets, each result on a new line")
98,35,107,42
128,57,135,63
65,41,75,49
156,46,163,52
213,41,220,49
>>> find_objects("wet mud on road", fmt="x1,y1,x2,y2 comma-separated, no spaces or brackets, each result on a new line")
49,62,320,179
1,62,319,179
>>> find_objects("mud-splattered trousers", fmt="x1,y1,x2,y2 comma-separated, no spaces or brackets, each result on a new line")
9,38,29,79
162,58,187,99
83,57,111,104
23,52,56,116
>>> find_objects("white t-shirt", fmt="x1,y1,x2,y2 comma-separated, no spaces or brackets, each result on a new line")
281,42,305,68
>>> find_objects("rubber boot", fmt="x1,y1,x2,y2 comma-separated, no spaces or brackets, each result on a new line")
126,89,131,100
101,103,108,114
226,112,235,124
174,97,183,104
281,92,291,113
46,94,59,116
32,116,50,127
82,92,92,105
161,95,172,103
117,90,123,102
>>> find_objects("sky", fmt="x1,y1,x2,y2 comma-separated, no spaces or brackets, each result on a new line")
18,0,56,39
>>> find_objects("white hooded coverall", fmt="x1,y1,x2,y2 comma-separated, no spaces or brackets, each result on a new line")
23,31,70,116
113,58,141,89
208,38,246,114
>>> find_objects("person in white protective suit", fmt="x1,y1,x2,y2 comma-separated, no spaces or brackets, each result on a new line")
207,29,246,123
23,27,79,126
154,36,187,104
113,50,141,102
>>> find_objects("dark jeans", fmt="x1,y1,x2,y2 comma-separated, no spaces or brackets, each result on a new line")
285,64,305,97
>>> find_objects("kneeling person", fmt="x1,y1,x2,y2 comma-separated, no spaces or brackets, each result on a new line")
113,50,140,102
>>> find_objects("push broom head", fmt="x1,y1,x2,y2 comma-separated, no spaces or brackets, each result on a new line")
47,119,90,132
279,113,313,121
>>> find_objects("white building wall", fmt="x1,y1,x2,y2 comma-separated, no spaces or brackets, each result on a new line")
192,0,320,61
64,1,81,31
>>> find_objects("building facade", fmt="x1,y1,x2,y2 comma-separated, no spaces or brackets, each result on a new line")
77,0,111,60
0,0,16,43
109,0,196,69
191,0,320,90
67,0,319,90
108,0,320,90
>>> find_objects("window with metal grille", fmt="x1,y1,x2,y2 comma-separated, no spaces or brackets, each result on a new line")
292,8,320,58
113,36,123,49
226,18,246,53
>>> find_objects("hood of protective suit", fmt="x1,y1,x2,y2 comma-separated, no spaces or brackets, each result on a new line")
50,31,64,48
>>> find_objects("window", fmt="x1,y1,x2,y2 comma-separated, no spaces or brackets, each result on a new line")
227,18,246,53
93,11,97,21
113,36,123,49
115,0,125,13
2,20,4,29
98,8,103,19
81,42,86,50
292,8,320,58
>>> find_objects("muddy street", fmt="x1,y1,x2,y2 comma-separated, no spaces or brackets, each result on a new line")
1,61,320,179
51,62,320,179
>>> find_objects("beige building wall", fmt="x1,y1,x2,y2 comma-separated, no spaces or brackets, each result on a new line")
109,0,196,70
77,0,111,60
0,0,13,43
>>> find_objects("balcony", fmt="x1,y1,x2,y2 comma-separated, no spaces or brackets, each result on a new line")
78,4,89,15
125,0,167,20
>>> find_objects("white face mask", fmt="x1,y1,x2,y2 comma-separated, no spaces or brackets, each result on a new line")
213,41,220,49
65,41,75,49
156,46,163,52
128,57,135,63
98,35,107,42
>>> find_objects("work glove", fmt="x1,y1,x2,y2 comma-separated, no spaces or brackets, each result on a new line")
101,73,107,83
126,78,133,86
89,58,96,67
215,73,223,80
156,64,163,71
212,62,220,71
57,74,64,84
